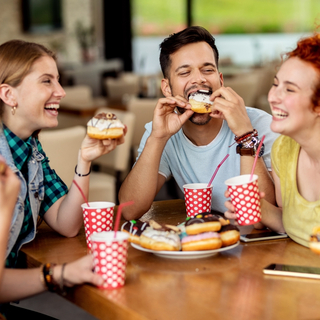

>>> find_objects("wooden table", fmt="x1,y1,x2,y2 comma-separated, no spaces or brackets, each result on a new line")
21,200,320,320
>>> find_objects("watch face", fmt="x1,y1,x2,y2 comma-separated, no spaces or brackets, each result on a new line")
258,143,265,157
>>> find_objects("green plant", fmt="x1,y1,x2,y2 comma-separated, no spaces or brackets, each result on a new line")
75,21,95,49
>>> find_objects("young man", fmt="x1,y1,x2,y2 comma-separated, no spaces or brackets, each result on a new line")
119,26,278,221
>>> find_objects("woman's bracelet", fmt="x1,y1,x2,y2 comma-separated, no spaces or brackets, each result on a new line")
42,263,59,292
75,165,91,177
41,263,67,295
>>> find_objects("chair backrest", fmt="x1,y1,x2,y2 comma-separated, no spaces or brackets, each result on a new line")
104,72,140,101
92,107,136,173
61,85,94,107
39,126,86,188
126,97,156,147
223,71,262,107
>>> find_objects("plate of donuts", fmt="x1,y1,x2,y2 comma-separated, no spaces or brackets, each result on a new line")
122,213,241,259
131,241,239,259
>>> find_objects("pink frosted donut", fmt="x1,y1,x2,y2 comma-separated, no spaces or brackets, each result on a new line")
181,231,222,251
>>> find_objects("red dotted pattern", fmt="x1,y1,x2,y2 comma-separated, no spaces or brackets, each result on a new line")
83,207,114,249
227,179,261,225
92,239,128,289
184,187,212,217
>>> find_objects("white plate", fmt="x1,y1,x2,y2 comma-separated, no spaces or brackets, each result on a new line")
131,242,239,259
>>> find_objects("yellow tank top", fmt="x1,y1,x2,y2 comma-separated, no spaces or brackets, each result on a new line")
271,135,320,247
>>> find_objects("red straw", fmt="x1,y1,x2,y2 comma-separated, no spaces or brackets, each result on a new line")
72,179,90,207
207,154,230,187
114,200,134,238
250,135,265,181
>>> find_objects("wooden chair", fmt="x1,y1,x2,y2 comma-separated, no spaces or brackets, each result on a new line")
104,72,140,106
126,97,156,164
60,85,107,117
224,71,262,107
39,126,116,203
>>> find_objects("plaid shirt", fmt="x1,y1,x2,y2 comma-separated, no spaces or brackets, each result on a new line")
4,126,68,267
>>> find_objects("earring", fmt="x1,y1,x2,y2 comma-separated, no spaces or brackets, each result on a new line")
11,105,17,116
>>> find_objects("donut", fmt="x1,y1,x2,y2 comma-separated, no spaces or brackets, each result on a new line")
181,232,222,251
140,225,181,251
310,226,320,255
188,90,213,113
87,112,125,140
210,212,230,226
121,220,150,244
185,213,221,235
219,224,240,247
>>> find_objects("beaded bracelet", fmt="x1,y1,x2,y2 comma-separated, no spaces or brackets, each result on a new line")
234,129,258,144
75,165,91,177
42,263,59,292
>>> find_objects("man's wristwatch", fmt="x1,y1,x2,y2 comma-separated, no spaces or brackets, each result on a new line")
236,136,265,157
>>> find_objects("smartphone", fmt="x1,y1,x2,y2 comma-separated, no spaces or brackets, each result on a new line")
240,231,288,242
263,263,320,279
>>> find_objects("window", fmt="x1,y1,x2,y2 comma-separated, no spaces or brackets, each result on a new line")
22,0,62,34
132,0,186,36
133,0,320,36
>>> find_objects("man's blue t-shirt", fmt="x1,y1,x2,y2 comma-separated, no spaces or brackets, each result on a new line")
136,107,278,213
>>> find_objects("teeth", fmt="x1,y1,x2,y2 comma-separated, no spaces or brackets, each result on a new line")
45,104,59,110
272,108,288,119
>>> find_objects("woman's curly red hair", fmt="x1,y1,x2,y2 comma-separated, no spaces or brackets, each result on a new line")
284,32,320,109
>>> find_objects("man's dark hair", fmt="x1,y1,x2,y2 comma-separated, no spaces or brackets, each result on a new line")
159,26,219,79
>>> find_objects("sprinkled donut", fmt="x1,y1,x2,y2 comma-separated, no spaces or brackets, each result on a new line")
121,220,150,244
185,213,221,235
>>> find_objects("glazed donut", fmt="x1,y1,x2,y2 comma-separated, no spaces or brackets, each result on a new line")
87,112,125,140
219,224,240,247
188,90,213,113
181,232,222,251
121,220,149,245
140,226,181,251
185,213,221,235
310,226,320,255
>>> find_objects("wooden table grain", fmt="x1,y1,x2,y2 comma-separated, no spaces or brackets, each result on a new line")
20,200,320,320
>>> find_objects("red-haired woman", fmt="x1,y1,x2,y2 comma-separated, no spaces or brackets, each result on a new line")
225,32,320,247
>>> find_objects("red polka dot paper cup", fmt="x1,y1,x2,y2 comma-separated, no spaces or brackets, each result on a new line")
81,202,115,250
91,231,129,289
183,183,213,218
225,174,261,226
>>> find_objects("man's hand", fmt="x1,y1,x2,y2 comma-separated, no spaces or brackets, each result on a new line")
151,96,193,140
209,86,253,136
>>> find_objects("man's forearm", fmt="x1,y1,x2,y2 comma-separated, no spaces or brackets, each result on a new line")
119,135,168,219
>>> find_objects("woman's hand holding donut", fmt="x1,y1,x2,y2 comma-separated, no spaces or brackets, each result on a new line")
79,126,127,162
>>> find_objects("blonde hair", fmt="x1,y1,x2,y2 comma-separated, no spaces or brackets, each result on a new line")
0,40,56,113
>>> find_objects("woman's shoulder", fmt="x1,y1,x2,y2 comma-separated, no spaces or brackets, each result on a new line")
272,135,298,152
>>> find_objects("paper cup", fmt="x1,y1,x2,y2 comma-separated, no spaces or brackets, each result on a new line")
81,202,115,249
183,183,213,218
91,231,129,289
225,174,261,225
